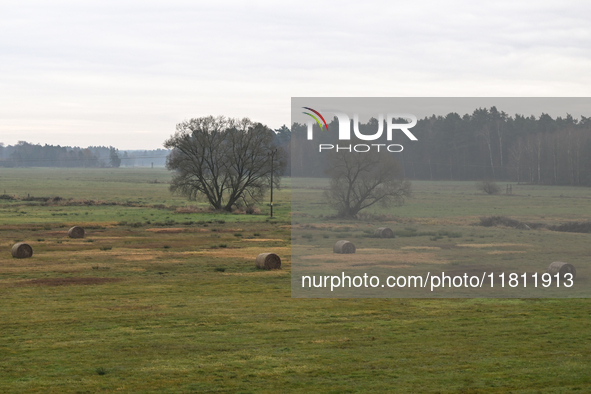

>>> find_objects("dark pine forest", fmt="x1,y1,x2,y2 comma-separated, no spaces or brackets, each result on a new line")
287,107,591,186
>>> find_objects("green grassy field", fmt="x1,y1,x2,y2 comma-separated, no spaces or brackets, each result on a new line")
1,168,590,393
291,178,591,298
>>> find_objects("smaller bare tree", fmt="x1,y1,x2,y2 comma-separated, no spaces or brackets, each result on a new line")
477,179,500,195
324,151,411,218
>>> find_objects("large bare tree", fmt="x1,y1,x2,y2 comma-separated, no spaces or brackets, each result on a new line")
324,151,411,218
165,116,285,211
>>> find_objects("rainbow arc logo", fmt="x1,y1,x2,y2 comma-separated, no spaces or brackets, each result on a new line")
302,107,329,131
301,107,418,143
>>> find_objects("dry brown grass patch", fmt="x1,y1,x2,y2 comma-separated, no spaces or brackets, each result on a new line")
456,243,532,248
87,236,145,240
17,277,122,287
196,246,291,259
118,252,163,261
311,338,351,344
413,217,480,226
175,207,204,213
223,270,288,277
38,249,165,262
350,263,411,268
401,246,441,250
487,250,527,255
293,223,358,230
145,228,187,234
0,260,94,274
242,238,284,242
299,248,445,266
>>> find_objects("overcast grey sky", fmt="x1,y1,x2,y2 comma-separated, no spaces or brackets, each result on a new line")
1,1,590,149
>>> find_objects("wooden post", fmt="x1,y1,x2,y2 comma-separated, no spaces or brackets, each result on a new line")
269,149,277,218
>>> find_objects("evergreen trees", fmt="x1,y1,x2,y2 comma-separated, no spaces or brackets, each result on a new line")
290,108,591,186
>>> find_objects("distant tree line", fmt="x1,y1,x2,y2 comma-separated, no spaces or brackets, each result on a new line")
119,149,170,167
273,125,291,175
4,107,590,186
0,141,102,167
0,142,170,168
289,107,591,186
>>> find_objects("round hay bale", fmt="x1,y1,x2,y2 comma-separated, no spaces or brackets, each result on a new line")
68,226,85,239
256,253,281,270
375,227,394,238
12,242,33,259
547,261,576,280
334,240,356,254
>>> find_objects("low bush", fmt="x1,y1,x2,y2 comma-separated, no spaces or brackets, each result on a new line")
477,180,501,195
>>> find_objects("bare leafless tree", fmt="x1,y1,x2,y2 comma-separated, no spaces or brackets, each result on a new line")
164,116,285,211
477,179,501,195
324,151,411,218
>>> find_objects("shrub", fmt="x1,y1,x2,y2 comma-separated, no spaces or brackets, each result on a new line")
438,230,462,238
477,180,500,195
548,221,591,233
479,216,544,230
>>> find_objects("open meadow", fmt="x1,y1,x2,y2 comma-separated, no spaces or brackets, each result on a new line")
291,178,591,298
0,168,590,393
